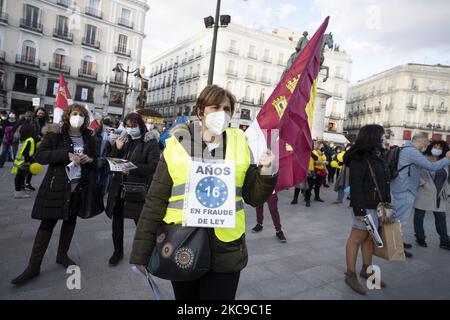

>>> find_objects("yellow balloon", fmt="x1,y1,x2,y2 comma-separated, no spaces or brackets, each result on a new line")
337,151,345,163
29,162,43,175
331,160,339,168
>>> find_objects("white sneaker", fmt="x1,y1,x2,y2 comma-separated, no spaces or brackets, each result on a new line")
14,191,31,199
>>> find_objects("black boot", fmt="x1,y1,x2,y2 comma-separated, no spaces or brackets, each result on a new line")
11,229,52,285
109,234,124,266
56,223,77,268
291,188,300,205
415,236,427,248
440,239,450,250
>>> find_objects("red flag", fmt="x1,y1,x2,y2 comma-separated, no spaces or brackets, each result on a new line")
54,74,73,124
245,17,329,191
84,104,99,129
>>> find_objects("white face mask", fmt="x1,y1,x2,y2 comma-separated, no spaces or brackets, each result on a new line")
146,123,154,130
431,148,442,157
70,115,84,128
204,111,231,136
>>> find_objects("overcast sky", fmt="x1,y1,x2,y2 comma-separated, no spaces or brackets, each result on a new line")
142,0,450,83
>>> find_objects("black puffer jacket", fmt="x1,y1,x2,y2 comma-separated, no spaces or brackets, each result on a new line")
32,125,100,220
105,133,160,220
344,147,391,216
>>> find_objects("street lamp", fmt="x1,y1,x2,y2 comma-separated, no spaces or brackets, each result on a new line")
204,0,231,85
112,62,141,119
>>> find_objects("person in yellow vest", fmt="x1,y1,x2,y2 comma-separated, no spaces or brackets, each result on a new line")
11,123,36,199
130,85,277,300
312,143,328,202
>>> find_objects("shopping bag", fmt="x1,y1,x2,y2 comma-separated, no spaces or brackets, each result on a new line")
373,220,406,261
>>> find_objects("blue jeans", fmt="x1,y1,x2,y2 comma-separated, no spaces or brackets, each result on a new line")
392,191,416,229
414,209,450,242
0,143,13,166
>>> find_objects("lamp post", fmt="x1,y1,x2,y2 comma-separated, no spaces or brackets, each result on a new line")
204,0,231,85
112,63,141,119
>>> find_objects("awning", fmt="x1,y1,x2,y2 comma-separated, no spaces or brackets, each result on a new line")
322,132,350,144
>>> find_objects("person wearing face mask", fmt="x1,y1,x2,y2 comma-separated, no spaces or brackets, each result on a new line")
390,133,450,258
413,141,450,250
34,107,49,139
94,116,115,196
130,85,277,300
11,104,103,285
0,113,19,167
311,143,328,202
105,112,160,267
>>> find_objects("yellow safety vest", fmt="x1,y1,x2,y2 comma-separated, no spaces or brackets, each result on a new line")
11,137,35,174
162,128,250,243
312,150,327,169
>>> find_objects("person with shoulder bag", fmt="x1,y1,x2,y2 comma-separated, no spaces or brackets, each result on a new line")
11,104,103,285
130,85,277,300
343,125,391,295
105,112,160,267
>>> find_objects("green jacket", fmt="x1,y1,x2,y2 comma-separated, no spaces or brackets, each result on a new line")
129,122,277,273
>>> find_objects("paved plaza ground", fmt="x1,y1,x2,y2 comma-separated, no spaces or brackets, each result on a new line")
1,162,449,300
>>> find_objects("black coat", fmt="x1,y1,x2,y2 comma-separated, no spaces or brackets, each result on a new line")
105,135,160,220
344,148,391,216
32,127,102,220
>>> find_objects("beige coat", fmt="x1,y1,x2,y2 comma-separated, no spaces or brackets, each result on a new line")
414,166,449,212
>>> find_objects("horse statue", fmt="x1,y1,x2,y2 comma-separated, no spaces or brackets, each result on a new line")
281,32,334,82
320,32,334,82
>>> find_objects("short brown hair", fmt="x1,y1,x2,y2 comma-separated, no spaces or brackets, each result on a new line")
194,85,236,116
61,103,90,133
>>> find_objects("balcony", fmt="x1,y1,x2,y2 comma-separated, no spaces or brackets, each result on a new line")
374,106,381,112
436,106,448,113
188,55,194,61
385,103,393,111
228,47,239,55
114,46,131,57
178,76,185,84
53,28,73,42
329,112,344,120
260,77,271,85
85,7,103,19
0,12,8,24
262,57,272,64
359,109,366,115
20,19,43,33
82,37,100,49
382,121,391,127
241,97,255,105
226,69,238,77
49,62,71,74
57,0,71,7
410,85,418,91
110,75,124,85
333,92,343,99
277,60,286,67
192,72,200,79
244,74,256,81
423,105,434,112
247,53,257,60
195,53,202,59
118,18,133,29
78,68,97,80
404,122,416,129
366,107,373,114
406,103,417,110
15,55,40,68
181,58,187,65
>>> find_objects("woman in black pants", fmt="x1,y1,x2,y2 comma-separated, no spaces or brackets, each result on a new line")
11,104,102,285
105,112,160,266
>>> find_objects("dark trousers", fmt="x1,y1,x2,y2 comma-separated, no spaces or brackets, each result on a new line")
0,143,13,166
255,194,281,232
171,270,240,300
14,172,26,191
38,192,79,231
112,200,138,252
414,209,450,242
305,175,324,201
328,166,335,183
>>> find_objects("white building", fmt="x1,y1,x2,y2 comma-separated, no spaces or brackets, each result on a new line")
0,0,149,117
344,63,450,145
145,23,351,131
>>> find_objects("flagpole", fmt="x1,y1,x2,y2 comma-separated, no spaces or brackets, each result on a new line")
207,0,221,85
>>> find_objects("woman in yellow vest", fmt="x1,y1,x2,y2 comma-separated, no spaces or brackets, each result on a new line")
311,143,328,202
130,85,277,300
11,123,36,199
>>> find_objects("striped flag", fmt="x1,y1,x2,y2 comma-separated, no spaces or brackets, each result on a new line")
245,17,329,191
84,104,99,129
54,74,73,124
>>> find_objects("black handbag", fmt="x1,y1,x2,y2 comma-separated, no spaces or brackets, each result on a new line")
148,224,211,281
120,182,148,203
77,169,105,219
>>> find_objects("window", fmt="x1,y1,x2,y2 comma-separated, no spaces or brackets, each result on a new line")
13,74,37,94
240,108,251,120
244,85,251,98
54,49,66,67
85,25,97,43
56,16,69,34
24,4,40,25
228,60,235,71
118,34,128,52
89,0,100,10
81,56,93,74
46,79,59,97
120,8,131,25
278,52,284,64
75,85,94,102
22,40,36,62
